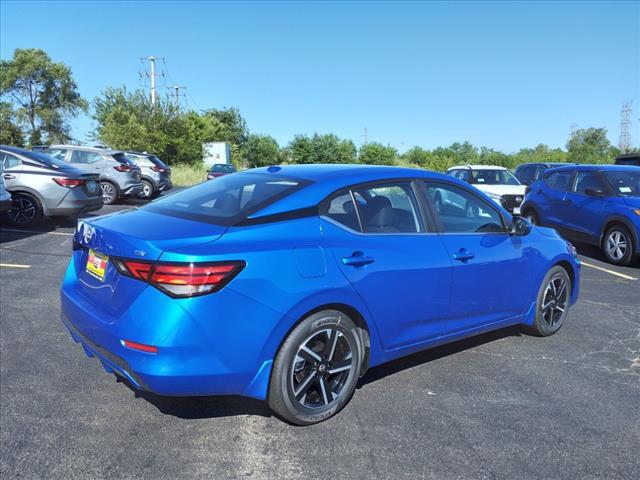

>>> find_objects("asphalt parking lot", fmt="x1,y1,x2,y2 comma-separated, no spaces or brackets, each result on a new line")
1,202,639,480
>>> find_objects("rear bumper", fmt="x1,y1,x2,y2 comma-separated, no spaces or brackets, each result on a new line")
48,196,103,217
122,183,143,197
59,258,278,399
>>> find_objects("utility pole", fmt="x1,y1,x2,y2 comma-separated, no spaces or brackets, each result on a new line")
619,100,633,153
141,56,158,106
169,85,187,110
362,127,368,146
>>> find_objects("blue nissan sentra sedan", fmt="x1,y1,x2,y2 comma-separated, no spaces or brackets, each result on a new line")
61,164,580,425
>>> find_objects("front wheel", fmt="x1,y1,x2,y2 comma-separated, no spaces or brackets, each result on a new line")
528,265,571,336
603,225,636,266
268,310,363,425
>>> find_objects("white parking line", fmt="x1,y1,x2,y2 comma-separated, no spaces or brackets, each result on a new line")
581,261,638,281
0,228,73,236
0,263,31,269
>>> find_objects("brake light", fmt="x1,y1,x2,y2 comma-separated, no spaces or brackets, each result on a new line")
113,259,245,297
151,166,166,173
53,177,84,188
121,339,158,354
113,164,133,172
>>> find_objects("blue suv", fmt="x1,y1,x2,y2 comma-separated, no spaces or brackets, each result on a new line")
521,165,640,265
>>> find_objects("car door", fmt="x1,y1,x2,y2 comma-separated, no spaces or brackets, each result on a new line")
562,170,608,241
0,151,23,189
536,170,574,227
321,181,453,350
421,181,532,334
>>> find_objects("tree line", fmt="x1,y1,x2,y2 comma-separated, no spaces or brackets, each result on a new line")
1,48,630,172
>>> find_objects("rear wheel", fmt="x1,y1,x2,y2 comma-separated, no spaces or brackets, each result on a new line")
7,193,42,226
100,181,118,205
602,224,635,266
268,310,363,425
141,180,154,199
528,265,571,336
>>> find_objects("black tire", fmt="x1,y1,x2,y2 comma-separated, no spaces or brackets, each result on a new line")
523,209,539,226
268,310,363,425
100,181,118,205
602,224,636,266
141,180,155,199
528,265,571,337
6,193,42,226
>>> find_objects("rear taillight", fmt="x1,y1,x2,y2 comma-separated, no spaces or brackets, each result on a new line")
151,166,166,173
53,177,84,188
113,259,245,298
114,164,133,172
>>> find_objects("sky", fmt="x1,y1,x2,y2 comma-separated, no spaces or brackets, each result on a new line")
1,0,638,153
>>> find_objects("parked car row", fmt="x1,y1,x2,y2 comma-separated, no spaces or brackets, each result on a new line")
0,145,173,226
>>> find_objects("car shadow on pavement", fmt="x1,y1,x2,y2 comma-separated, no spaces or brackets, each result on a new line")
117,377,272,419
358,325,523,388
573,241,640,268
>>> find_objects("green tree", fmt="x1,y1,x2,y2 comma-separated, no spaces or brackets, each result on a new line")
358,142,397,165
243,134,280,167
0,101,24,146
566,127,613,164
401,146,432,167
0,48,87,145
511,144,567,166
287,133,357,164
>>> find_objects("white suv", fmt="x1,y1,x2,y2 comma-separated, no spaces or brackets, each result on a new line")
447,165,526,214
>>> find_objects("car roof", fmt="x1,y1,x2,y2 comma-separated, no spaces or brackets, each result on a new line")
545,164,640,174
447,165,508,171
516,162,574,167
49,144,123,154
616,153,640,160
0,145,34,155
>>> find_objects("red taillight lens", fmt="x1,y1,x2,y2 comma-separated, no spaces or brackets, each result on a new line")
113,259,244,298
114,164,133,172
121,339,158,354
53,177,84,188
151,166,166,173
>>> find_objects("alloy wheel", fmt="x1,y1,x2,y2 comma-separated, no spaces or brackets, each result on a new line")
8,197,37,225
142,181,152,199
540,274,568,327
101,183,116,204
606,230,628,261
291,328,354,409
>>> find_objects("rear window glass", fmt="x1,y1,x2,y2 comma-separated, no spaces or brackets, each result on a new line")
211,164,236,173
144,172,309,225
113,153,136,165
22,150,68,169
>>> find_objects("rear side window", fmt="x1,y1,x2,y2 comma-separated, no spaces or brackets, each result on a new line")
1,152,22,169
71,150,103,164
45,148,67,161
145,172,308,225
516,165,535,182
545,171,573,191
320,192,360,231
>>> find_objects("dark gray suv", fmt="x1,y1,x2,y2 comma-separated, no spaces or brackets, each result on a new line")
45,145,143,204
122,151,173,199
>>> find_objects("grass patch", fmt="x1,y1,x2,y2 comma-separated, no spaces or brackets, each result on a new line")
170,163,207,187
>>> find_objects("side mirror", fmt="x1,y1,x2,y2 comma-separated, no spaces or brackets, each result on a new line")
510,215,532,236
585,188,605,197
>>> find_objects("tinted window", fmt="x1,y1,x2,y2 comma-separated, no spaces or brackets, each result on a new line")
70,150,103,164
112,153,136,165
603,170,640,197
145,172,307,225
211,164,236,173
2,152,21,169
352,183,423,233
545,171,573,191
516,165,535,182
321,192,360,231
470,169,520,185
127,154,154,166
45,148,68,161
574,172,605,195
426,183,504,233
534,166,546,180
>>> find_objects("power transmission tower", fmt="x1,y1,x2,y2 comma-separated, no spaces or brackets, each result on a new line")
619,100,633,153
168,85,187,110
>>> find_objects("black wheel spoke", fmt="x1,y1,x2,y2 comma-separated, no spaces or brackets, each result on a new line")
299,346,321,363
324,329,338,360
294,370,316,400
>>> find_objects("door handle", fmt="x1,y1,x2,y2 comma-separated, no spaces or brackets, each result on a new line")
452,249,475,262
3,173,15,180
342,251,375,267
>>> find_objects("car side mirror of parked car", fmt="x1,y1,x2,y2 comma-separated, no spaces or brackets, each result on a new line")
509,215,532,236
585,188,605,198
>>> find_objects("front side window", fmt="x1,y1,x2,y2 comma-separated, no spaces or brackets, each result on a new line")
71,150,103,164
603,170,640,197
426,183,504,233
544,171,573,191
573,171,606,195
351,183,423,233
145,172,308,225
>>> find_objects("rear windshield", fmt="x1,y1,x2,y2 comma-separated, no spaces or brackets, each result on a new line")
603,170,640,197
144,172,309,225
211,164,236,173
113,152,137,166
